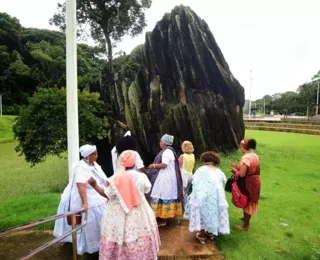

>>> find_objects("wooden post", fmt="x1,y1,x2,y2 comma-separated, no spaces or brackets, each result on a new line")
71,214,77,260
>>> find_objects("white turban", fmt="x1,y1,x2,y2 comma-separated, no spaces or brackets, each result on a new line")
79,144,97,158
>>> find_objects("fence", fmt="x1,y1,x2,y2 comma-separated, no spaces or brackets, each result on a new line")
0,209,86,260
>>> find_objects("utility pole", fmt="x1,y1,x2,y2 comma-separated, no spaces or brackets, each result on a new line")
316,81,319,116
249,70,253,119
66,0,79,181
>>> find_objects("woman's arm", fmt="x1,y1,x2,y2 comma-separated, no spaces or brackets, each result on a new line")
238,164,248,178
88,178,109,198
231,163,247,178
138,167,147,174
148,163,168,169
143,175,152,194
77,183,88,211
148,149,174,169
178,155,183,167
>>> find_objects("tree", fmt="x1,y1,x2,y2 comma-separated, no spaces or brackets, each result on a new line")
0,12,104,114
0,12,22,51
50,0,152,63
13,88,109,165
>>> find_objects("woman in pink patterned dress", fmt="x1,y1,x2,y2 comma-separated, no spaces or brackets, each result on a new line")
89,150,160,260
231,139,261,231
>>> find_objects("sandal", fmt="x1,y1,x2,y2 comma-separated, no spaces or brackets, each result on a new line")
205,231,215,241
196,232,206,244
235,225,249,231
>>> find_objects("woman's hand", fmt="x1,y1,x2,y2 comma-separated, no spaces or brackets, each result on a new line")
229,162,238,168
81,202,88,212
231,167,238,174
147,164,156,169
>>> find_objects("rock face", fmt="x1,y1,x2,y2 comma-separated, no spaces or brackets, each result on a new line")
100,5,245,171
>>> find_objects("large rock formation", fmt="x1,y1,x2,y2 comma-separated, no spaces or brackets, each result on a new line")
99,5,245,171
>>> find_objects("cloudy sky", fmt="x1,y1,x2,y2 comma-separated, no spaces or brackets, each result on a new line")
1,0,320,100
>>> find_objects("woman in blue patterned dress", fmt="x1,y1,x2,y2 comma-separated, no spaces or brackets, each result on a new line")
184,152,230,244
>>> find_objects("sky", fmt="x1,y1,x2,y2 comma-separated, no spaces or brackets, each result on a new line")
1,0,320,100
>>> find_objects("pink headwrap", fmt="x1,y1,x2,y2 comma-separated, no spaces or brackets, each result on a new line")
120,150,136,168
110,150,140,213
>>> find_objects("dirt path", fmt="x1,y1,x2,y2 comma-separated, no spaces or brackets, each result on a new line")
0,223,224,260
0,230,72,260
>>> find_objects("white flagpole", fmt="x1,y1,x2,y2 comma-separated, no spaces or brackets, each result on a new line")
316,81,319,116
66,0,79,180
248,70,253,119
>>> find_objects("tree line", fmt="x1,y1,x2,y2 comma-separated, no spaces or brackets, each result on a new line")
0,1,153,166
0,0,152,115
244,71,320,117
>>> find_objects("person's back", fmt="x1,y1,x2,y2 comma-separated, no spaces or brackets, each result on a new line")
100,151,160,259
111,133,145,175
181,153,195,175
179,141,195,199
184,152,230,244
209,168,230,234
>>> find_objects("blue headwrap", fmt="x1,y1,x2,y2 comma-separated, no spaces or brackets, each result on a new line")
161,134,174,146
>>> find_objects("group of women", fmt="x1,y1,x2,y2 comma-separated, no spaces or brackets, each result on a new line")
53,132,261,259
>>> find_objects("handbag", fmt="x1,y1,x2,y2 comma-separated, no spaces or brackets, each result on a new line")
225,176,234,192
225,174,247,195
231,173,248,209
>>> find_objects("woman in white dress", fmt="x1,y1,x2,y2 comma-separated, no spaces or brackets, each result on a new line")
111,131,145,174
89,150,160,260
148,134,184,227
53,144,107,255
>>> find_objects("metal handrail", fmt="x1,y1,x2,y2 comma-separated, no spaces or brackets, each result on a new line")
0,209,86,260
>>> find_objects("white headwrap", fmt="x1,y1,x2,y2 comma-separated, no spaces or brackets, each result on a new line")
79,144,97,158
124,131,131,137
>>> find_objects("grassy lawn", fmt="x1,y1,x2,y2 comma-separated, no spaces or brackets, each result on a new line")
218,131,320,260
0,115,319,259
0,116,16,143
0,141,68,230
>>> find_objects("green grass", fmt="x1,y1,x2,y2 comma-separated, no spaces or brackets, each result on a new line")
0,115,16,143
0,142,68,230
217,130,320,260
1,117,320,259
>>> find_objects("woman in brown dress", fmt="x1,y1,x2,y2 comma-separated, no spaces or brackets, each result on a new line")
231,139,261,231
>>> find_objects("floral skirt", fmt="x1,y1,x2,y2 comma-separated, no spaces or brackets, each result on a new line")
150,198,183,219
99,232,159,260
244,201,258,215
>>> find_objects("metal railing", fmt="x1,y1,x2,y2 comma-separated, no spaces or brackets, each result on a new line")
0,209,86,260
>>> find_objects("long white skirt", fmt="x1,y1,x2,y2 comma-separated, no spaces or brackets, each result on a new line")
53,202,105,255
219,206,230,235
